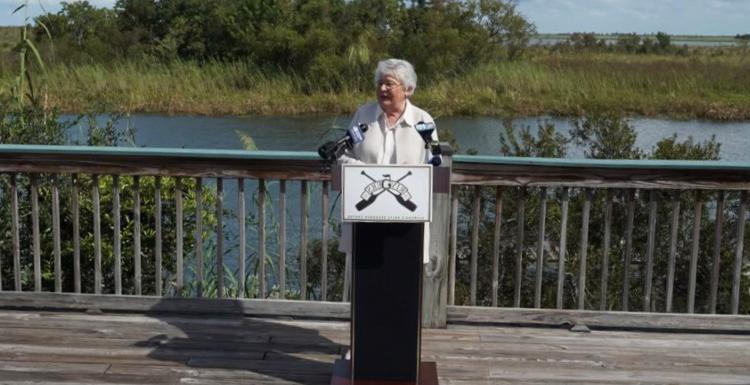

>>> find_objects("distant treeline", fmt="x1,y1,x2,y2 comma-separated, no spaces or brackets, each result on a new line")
30,0,534,86
545,32,750,54
553,32,679,54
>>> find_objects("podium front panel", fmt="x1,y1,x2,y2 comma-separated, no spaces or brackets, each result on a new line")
351,222,423,382
342,165,432,223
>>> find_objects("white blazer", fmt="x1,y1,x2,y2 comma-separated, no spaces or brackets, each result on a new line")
338,100,437,263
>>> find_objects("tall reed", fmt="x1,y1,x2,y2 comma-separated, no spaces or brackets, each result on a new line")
2,52,748,119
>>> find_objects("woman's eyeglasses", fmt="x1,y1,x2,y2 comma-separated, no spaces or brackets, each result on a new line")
377,81,402,91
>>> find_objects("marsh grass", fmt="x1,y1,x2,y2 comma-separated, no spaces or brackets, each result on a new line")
3,52,749,119
421,52,750,119
0,27,19,53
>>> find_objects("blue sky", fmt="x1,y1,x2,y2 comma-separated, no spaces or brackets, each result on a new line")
516,0,750,35
1,0,748,35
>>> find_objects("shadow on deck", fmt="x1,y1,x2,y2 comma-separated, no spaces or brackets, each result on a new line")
135,299,347,384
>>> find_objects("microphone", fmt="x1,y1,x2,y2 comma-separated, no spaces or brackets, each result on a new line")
318,124,368,161
415,121,442,166
415,121,435,149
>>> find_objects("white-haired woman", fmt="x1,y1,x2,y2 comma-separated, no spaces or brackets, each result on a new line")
338,59,438,289
339,58,437,165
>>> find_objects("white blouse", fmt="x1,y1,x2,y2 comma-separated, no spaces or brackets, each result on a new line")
339,100,437,165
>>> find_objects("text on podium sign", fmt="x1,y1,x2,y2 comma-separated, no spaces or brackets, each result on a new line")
342,164,432,223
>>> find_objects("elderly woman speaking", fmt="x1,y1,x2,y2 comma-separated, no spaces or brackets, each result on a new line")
338,58,438,266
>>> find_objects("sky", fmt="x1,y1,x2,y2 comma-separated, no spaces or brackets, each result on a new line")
0,0,748,36
516,0,750,35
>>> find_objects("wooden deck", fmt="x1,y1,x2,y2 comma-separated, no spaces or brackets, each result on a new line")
1,309,749,385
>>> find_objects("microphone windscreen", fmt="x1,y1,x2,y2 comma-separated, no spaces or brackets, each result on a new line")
415,121,435,138
348,124,366,145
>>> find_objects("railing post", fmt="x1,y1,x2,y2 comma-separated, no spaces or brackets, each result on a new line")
423,143,452,328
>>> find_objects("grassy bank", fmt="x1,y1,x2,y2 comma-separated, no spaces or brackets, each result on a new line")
4,52,750,120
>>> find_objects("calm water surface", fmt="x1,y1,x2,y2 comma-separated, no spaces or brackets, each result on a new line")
66,114,750,160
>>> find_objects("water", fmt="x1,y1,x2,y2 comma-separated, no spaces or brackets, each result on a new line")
65,114,750,160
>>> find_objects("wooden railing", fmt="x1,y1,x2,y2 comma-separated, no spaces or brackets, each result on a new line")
0,146,332,300
450,156,750,317
0,145,749,329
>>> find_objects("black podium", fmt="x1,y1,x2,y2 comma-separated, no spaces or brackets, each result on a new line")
332,165,438,385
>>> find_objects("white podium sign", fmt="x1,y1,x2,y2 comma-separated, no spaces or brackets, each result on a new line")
342,164,432,223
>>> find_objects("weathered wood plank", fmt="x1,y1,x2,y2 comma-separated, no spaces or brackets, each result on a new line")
321,181,329,302
93,175,102,295
238,178,246,299
666,192,680,313
31,175,40,292
0,293,350,320
10,174,20,292
482,366,750,385
175,177,184,296
492,187,503,307
300,181,309,301
600,190,613,311
622,190,635,311
72,174,81,294
133,176,142,296
731,191,747,314
0,361,110,375
5,145,750,190
0,296,741,340
195,177,204,298
215,178,224,299
447,305,750,333
279,180,287,300
113,175,122,295
709,191,725,314
578,189,592,310
154,177,162,297
52,177,61,293
452,159,750,191
258,179,266,299
643,190,657,312
688,193,703,314
0,370,171,385
514,187,526,308
556,188,569,310
423,148,453,328
449,185,459,306
0,148,328,182
470,186,481,306
534,188,547,309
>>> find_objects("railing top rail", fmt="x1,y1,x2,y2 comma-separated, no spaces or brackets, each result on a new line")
0,144,319,161
1,145,750,189
454,154,750,171
2,144,749,169
453,155,750,190
0,145,327,180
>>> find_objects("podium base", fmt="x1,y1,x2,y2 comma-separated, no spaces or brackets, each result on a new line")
330,359,439,385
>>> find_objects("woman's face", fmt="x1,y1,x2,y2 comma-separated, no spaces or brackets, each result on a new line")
377,74,410,113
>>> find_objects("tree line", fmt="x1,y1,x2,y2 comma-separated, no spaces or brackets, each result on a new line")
32,0,534,86
553,32,678,54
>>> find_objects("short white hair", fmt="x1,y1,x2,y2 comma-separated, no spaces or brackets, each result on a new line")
374,59,417,94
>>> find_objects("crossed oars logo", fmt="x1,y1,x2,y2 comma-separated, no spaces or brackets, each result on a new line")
355,171,417,212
